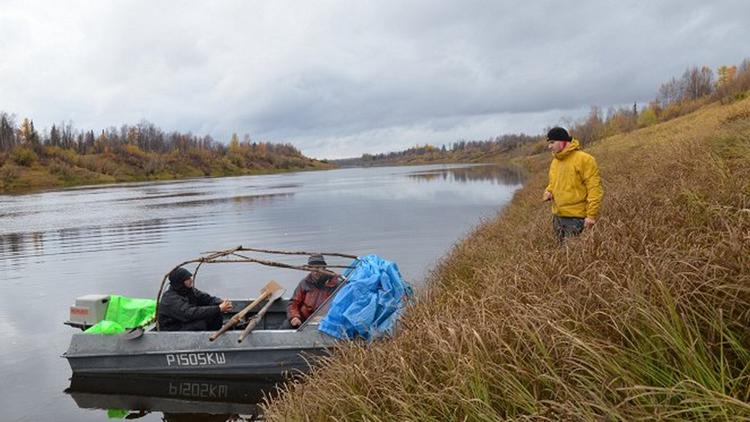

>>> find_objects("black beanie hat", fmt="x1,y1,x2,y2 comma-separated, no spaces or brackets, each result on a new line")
169,267,192,287
308,254,327,266
547,127,572,142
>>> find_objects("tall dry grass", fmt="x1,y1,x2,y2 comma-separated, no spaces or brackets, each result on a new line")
264,97,750,421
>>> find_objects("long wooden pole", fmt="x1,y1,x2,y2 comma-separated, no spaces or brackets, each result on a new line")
209,280,282,341
209,291,269,342
238,288,285,343
202,246,357,259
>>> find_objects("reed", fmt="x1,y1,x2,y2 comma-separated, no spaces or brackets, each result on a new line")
264,96,750,421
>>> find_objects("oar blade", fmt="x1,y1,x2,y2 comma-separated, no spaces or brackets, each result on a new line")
121,326,144,341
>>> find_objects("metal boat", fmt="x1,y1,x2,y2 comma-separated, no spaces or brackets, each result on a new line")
64,298,338,377
64,246,359,377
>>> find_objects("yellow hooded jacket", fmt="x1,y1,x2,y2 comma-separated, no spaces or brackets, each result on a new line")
545,139,603,219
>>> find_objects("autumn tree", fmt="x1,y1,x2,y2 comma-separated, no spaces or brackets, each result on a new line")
49,124,61,147
229,133,241,154
571,106,605,145
717,65,738,87
0,112,16,151
658,77,682,107
19,118,42,153
637,103,659,127
682,66,714,100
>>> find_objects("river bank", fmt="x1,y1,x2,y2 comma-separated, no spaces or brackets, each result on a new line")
0,162,332,195
264,96,750,420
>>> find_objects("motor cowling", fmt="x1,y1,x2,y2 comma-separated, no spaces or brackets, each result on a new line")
65,294,110,330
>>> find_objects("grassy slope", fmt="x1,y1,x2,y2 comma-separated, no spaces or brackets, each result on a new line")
265,97,750,420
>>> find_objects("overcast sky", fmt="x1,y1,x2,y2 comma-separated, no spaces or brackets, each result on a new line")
1,1,748,158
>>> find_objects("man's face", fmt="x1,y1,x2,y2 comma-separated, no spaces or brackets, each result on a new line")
548,140,567,153
309,265,327,280
184,277,194,289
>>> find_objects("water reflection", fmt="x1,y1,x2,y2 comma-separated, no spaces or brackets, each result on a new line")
0,210,41,218
59,178,200,193
0,218,193,260
0,232,27,255
146,193,294,209
114,191,206,202
66,375,281,421
265,183,301,190
407,164,526,185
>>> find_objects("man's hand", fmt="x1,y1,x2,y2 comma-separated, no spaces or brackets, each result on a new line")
219,300,233,313
543,191,553,202
584,217,596,229
290,317,302,328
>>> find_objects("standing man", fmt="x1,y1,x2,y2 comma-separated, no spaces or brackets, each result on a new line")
543,127,603,242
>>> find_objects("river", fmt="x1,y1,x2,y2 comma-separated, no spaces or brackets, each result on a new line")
0,163,523,421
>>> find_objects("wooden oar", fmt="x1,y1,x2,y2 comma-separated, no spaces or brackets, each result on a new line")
238,287,286,343
209,280,282,342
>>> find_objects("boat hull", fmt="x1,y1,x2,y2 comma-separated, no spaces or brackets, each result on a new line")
65,327,337,377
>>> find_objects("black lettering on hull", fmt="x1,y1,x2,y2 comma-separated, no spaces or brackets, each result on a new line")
165,352,227,367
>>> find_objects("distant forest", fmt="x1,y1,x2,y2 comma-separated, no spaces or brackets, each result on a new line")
333,134,541,167
0,119,330,192
337,58,750,166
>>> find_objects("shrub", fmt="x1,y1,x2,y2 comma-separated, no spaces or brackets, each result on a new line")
11,147,38,166
43,146,78,164
0,164,20,184
48,159,75,180
637,107,659,127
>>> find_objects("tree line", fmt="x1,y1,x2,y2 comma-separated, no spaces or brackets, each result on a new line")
0,117,308,158
334,133,540,166
570,58,750,146
0,118,328,192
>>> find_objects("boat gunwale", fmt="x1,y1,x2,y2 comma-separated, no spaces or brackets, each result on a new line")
64,343,328,359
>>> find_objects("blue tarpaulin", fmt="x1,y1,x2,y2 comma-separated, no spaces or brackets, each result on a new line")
319,254,411,340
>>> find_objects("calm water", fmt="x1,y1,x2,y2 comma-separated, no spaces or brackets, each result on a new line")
0,164,523,421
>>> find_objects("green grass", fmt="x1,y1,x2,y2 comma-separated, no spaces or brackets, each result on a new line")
264,97,750,421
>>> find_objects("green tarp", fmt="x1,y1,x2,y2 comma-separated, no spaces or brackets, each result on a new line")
107,408,128,419
84,295,156,335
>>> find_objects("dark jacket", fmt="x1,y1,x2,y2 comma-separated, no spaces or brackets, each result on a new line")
288,272,340,323
158,286,222,331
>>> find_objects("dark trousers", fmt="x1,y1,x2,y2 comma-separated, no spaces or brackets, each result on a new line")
553,215,585,242
176,314,223,331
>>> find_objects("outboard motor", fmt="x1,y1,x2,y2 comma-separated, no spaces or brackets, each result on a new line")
64,294,110,330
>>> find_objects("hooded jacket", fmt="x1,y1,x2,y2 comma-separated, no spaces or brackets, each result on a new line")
545,139,603,219
287,272,340,323
157,278,223,331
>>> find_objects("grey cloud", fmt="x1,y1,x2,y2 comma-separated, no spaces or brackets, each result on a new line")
1,0,748,157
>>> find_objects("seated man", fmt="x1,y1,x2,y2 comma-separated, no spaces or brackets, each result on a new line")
285,254,340,329
158,267,233,331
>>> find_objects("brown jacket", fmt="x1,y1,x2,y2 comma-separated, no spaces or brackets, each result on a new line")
287,272,340,322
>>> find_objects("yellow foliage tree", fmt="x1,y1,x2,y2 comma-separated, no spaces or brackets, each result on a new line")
717,65,738,87
229,133,241,154
637,106,658,128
